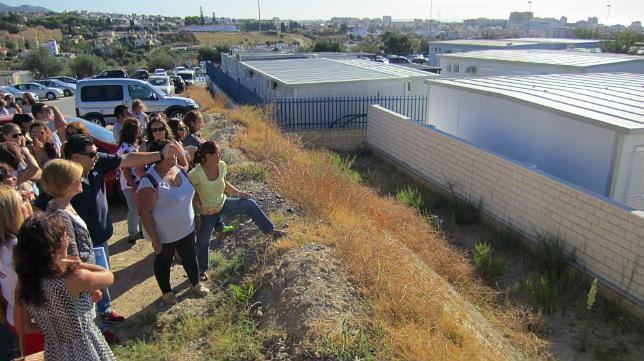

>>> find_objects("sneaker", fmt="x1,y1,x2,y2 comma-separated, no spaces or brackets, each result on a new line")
192,283,210,297
162,291,177,305
127,235,137,245
199,272,209,282
101,310,125,324
102,330,120,344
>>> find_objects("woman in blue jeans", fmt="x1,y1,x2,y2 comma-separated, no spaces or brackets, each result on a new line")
188,141,285,281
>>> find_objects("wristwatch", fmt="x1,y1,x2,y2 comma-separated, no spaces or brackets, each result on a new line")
158,151,165,161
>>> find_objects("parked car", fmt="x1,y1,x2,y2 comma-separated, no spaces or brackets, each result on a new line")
154,68,168,76
9,83,64,100
172,66,187,75
93,69,128,79
171,75,185,93
75,78,199,126
132,69,149,80
0,86,39,105
49,76,78,84
148,76,175,96
38,79,76,97
176,70,196,87
374,55,389,64
387,56,412,64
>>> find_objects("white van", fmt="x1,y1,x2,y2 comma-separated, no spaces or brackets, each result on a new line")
177,70,196,87
75,78,199,126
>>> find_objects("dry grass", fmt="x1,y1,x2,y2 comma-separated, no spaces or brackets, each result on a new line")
188,87,548,361
193,31,312,47
183,87,227,113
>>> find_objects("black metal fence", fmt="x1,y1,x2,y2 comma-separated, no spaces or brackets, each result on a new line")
271,96,427,129
205,61,428,129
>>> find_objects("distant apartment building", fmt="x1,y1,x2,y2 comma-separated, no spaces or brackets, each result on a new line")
383,16,392,28
428,38,601,65
438,50,644,77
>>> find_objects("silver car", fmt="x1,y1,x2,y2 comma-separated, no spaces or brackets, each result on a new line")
9,83,64,100
38,79,77,97
0,86,39,105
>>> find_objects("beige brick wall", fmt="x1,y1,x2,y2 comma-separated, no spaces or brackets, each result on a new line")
289,128,367,151
367,105,644,309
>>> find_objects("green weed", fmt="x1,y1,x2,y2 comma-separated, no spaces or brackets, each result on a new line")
473,242,506,278
320,321,386,361
329,152,362,183
229,281,256,308
231,162,269,181
523,275,559,313
395,186,424,210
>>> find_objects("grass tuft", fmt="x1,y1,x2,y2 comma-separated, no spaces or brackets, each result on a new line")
395,186,424,210
473,242,506,278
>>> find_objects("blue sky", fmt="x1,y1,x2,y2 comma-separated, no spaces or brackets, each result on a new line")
3,0,642,25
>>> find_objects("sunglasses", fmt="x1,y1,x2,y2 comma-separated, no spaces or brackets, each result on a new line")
80,151,98,158
10,133,23,139
66,131,78,138
151,126,166,133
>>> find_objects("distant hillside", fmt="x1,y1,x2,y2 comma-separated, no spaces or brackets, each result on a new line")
0,2,53,14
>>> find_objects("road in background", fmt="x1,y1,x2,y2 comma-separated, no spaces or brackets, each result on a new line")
49,95,76,117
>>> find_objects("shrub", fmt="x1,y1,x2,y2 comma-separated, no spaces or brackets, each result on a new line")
395,186,423,210
523,275,559,313
328,152,361,183
230,162,268,181
473,242,505,278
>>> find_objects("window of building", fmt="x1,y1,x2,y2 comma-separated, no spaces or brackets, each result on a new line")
466,66,478,74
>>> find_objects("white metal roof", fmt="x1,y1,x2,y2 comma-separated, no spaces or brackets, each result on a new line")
427,73,644,133
240,58,434,85
438,50,644,68
508,38,601,44
429,39,538,47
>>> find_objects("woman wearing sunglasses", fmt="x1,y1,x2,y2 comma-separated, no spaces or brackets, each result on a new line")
144,117,189,170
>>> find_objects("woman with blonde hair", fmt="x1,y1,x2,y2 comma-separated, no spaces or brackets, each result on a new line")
0,185,42,358
39,159,90,263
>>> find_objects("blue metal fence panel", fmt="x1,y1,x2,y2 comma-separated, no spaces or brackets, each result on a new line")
206,61,427,130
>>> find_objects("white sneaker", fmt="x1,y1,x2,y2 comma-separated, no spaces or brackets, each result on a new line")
162,291,177,305
192,283,210,297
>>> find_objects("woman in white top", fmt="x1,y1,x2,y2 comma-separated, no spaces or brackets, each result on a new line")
117,118,144,244
136,139,209,305
0,185,41,357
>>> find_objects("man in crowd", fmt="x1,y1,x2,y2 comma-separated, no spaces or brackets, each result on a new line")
35,134,181,343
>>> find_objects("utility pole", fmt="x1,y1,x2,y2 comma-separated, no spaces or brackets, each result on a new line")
527,0,532,37
257,0,262,41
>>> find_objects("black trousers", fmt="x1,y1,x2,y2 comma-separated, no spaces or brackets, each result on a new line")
154,231,200,294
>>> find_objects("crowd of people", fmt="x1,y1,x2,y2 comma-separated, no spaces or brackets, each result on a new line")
0,94,285,360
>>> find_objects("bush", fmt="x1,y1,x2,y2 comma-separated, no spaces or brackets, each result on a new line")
328,153,361,183
395,186,423,210
523,275,559,313
69,54,104,78
147,52,175,71
473,242,505,278
21,47,65,78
